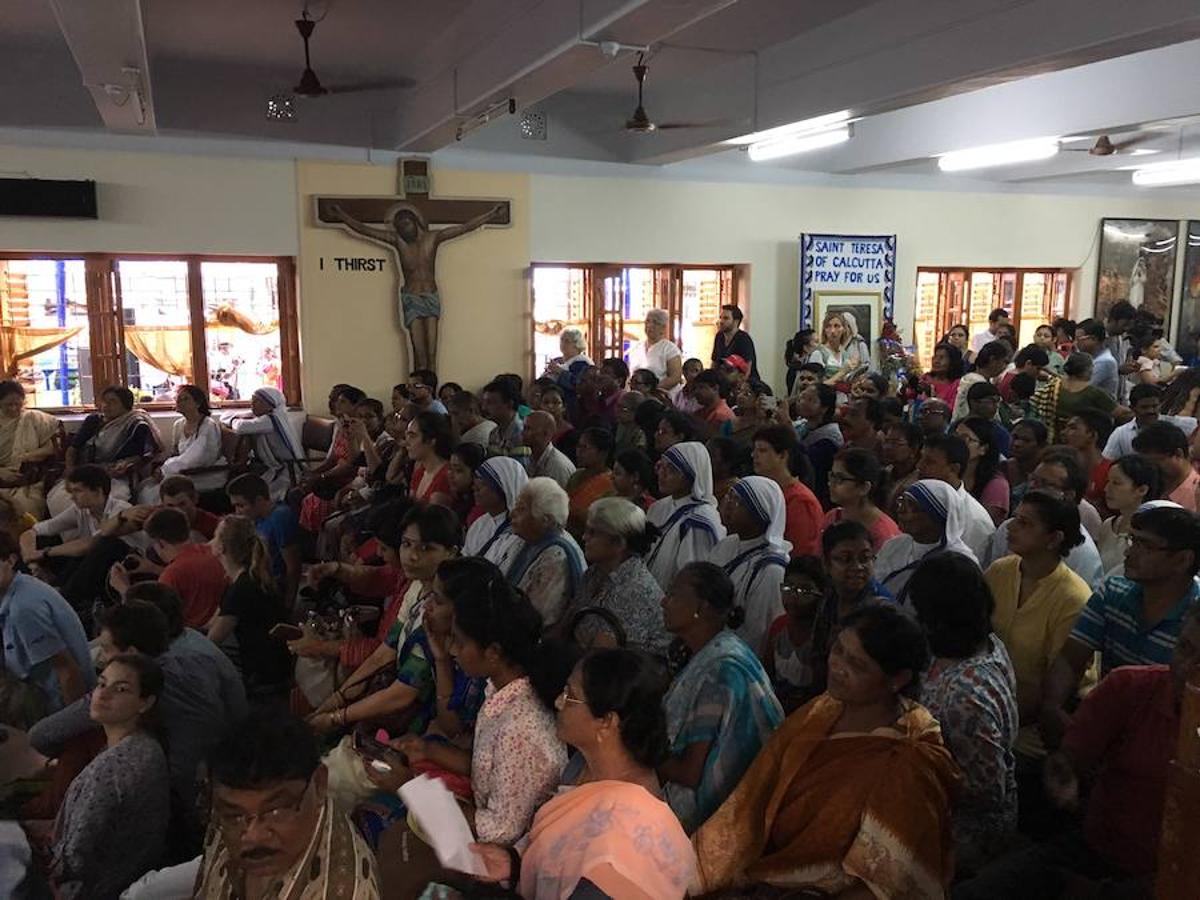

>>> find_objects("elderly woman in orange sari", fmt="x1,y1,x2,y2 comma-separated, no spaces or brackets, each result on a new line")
565,426,615,540
691,603,960,899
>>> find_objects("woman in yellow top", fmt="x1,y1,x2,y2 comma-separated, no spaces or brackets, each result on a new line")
983,489,1090,758
0,380,61,518
691,603,959,899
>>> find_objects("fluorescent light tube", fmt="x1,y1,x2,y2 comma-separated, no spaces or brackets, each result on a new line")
1131,158,1200,187
725,110,852,147
748,126,851,161
937,138,1059,172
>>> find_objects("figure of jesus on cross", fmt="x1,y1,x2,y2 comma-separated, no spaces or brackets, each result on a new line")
317,159,510,372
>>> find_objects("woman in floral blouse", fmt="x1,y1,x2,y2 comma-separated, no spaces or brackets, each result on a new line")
566,497,669,656
447,558,575,843
910,552,1019,874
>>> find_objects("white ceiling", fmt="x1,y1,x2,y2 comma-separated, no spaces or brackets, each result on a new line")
5,0,1200,191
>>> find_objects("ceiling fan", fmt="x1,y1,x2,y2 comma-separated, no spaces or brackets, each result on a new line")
1062,133,1154,156
622,52,733,133
267,6,413,119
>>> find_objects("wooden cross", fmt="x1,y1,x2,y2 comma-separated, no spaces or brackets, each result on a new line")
314,158,510,227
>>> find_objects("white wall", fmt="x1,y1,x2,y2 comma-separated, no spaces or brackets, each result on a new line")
0,144,297,254
529,173,1200,389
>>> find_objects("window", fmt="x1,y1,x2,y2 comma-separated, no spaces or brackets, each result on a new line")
530,263,747,376
0,253,299,409
912,267,1073,366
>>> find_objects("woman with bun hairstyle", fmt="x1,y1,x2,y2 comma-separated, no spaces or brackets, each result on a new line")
658,561,783,833
470,649,696,898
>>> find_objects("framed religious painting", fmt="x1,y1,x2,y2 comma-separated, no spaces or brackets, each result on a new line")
1094,218,1180,324
814,291,881,349
1177,221,1200,365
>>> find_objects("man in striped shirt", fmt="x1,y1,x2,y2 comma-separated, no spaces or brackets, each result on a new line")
1039,504,1200,749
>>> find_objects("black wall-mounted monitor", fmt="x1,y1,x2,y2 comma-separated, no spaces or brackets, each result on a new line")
0,178,98,218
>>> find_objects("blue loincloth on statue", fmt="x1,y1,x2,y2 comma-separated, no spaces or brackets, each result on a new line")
399,290,441,329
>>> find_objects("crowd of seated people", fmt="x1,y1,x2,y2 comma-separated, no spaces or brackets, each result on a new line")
1,301,1200,899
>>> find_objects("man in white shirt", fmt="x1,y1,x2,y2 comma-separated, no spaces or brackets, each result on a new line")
971,308,1010,353
916,433,994,560
524,411,576,488
1102,383,1198,460
19,464,132,629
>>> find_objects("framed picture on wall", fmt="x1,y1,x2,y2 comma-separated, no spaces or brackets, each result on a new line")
1177,221,1200,366
814,291,881,349
1094,218,1180,325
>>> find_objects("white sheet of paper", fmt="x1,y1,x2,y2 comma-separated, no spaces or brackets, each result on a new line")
398,774,485,876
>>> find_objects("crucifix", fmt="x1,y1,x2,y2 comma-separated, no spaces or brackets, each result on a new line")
315,158,510,372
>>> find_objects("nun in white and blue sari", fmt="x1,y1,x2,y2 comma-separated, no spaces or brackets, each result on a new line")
463,456,528,572
645,442,727,590
710,476,793,654
506,477,587,627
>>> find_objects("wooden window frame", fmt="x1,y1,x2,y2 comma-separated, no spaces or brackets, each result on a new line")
0,251,301,412
913,265,1075,364
527,262,750,379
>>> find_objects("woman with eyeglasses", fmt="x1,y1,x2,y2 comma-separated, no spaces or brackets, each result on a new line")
566,497,669,656
42,653,169,900
765,555,832,713
799,521,893,703
470,649,696,898
658,561,783,833
822,447,900,551
306,504,461,735
691,603,957,897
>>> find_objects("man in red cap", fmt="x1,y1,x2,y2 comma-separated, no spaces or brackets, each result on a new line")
712,304,759,381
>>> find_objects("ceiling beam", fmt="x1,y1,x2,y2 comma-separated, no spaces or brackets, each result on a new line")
391,0,747,152
627,0,1200,164
47,0,156,134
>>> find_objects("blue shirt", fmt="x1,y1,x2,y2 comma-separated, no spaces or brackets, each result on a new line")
1070,575,1200,673
0,573,94,711
1089,348,1120,399
256,503,298,583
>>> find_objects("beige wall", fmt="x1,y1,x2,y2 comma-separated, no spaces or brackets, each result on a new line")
4,139,1197,405
0,144,297,254
295,161,530,403
529,173,1200,390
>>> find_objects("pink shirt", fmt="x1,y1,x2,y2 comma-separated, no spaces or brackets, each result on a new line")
1168,467,1199,511
820,507,901,551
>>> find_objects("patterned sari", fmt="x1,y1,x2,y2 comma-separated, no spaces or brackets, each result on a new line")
692,694,959,898
663,629,783,833
519,781,696,899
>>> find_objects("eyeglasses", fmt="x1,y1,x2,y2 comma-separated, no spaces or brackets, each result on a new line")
1128,533,1179,554
214,776,312,837
780,585,824,599
827,472,862,486
556,685,587,709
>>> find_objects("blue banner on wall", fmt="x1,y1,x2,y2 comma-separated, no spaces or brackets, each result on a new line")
798,233,896,330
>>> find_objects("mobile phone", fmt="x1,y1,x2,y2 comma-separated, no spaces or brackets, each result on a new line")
269,623,304,642
353,730,409,769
